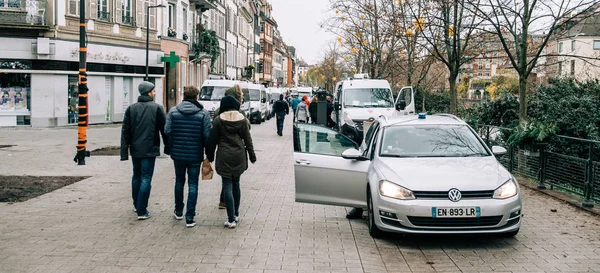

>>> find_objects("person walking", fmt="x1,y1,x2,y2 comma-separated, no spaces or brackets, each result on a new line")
120,81,169,220
309,96,318,124
164,86,211,228
272,94,289,136
291,95,301,122
206,96,256,229
295,95,310,123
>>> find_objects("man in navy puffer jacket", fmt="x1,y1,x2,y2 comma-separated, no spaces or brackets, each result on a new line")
165,86,212,228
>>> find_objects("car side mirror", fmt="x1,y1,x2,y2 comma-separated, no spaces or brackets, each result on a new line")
270,99,274,104
261,98,266,103
342,148,365,160
334,102,342,111
491,146,507,156
396,100,407,111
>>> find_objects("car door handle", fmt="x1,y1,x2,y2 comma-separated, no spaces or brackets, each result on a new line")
296,159,311,165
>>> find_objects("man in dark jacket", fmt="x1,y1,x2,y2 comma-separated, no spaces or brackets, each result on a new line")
165,86,211,228
120,81,169,220
272,94,289,136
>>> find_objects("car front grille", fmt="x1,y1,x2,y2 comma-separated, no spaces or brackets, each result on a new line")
407,216,503,227
413,190,495,199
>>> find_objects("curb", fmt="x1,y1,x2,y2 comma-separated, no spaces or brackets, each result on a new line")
517,175,600,217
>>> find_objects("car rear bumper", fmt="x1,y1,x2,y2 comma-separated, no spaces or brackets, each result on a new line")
374,194,522,234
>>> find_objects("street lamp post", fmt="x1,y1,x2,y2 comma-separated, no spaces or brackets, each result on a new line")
145,4,166,81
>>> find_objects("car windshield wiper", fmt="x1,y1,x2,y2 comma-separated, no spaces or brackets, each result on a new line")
380,154,416,158
345,105,365,108
461,153,489,157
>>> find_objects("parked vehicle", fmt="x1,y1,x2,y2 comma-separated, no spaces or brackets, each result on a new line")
239,82,267,124
297,87,313,100
332,74,415,144
199,79,241,119
293,113,522,238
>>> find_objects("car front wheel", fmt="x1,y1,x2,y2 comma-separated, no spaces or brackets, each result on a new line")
367,189,384,238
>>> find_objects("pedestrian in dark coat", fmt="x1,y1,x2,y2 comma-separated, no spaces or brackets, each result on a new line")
120,81,169,220
165,86,211,228
272,94,289,136
206,96,256,229
309,96,318,124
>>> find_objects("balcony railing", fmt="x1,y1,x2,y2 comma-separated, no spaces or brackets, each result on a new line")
0,0,47,27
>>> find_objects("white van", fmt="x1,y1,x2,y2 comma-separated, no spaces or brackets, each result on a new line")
333,74,415,144
297,87,313,100
199,79,241,119
239,82,267,124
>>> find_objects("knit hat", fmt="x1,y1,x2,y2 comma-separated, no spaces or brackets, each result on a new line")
138,81,155,95
220,95,240,113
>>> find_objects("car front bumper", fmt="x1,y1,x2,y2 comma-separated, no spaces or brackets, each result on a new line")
373,194,522,234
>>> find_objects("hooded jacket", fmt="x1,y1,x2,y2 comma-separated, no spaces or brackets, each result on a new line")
120,95,168,159
165,100,212,163
206,111,256,178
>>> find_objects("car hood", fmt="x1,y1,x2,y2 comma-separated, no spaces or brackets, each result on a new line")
345,107,395,120
374,157,511,191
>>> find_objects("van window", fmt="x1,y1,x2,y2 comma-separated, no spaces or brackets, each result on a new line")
249,89,261,101
261,90,267,100
343,88,393,108
200,86,230,101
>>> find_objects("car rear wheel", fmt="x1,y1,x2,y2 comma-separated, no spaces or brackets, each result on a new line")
367,189,384,238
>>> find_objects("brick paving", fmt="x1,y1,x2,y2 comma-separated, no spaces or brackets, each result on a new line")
0,119,600,273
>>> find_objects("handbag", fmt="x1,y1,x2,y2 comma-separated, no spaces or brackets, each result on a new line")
201,158,213,180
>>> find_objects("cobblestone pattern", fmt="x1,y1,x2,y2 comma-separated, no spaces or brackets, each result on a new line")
0,119,599,273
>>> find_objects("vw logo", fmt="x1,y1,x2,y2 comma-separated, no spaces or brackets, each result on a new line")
448,188,462,202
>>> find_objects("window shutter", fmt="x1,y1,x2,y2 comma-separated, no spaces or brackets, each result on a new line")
149,2,156,29
90,0,98,19
136,0,143,27
68,0,77,15
116,0,122,23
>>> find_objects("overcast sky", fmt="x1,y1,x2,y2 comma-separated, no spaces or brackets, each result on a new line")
269,0,334,65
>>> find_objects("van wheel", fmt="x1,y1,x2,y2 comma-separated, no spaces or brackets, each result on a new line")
367,189,384,238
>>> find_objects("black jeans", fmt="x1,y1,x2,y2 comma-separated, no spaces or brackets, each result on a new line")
221,175,241,223
276,112,285,135
173,161,200,219
131,157,156,216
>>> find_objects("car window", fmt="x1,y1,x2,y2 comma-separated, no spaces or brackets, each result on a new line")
369,127,380,160
200,86,230,101
294,123,357,156
379,125,491,158
343,88,393,108
362,121,379,156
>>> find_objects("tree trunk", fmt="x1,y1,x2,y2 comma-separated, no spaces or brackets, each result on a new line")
519,76,528,123
449,74,458,115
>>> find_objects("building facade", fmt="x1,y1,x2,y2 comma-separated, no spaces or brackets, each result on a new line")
258,0,274,85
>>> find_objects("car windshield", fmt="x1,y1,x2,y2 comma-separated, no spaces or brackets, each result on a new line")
249,89,260,101
199,86,230,101
379,125,490,158
343,88,393,108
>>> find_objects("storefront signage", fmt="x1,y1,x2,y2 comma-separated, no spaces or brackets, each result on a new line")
69,49,131,64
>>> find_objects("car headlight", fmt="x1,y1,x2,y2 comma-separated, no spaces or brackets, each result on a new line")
379,180,415,200
343,112,355,126
493,178,518,199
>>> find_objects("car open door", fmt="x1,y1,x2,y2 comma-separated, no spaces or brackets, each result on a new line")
293,123,370,208
394,86,415,115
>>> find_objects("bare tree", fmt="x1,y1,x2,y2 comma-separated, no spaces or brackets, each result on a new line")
472,0,597,122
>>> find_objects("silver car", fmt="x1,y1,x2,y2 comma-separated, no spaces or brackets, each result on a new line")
293,114,522,238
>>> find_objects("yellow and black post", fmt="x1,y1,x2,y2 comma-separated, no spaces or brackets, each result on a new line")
74,0,90,165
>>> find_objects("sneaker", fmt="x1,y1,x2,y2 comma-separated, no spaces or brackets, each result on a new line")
137,212,151,220
174,210,183,220
186,218,196,228
234,215,240,222
218,202,226,210
224,221,237,229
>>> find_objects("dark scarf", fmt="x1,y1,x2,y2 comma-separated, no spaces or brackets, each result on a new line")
183,99,203,109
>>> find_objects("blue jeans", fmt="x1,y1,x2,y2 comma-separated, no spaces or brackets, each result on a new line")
222,175,241,223
174,161,200,219
132,157,156,216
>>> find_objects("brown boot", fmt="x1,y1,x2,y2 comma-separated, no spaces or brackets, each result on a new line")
218,202,226,210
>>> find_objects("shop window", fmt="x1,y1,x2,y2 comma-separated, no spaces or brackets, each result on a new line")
0,0,21,9
68,75,79,124
0,73,31,125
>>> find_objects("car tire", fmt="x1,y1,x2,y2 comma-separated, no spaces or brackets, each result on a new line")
500,228,519,238
367,189,385,238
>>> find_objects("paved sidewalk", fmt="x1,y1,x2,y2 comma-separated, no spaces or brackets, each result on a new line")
1,118,600,273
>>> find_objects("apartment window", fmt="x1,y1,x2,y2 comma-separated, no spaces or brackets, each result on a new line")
137,0,157,29
260,22,264,32
558,61,563,75
0,0,20,8
116,0,132,24
68,0,79,15
571,40,576,51
168,3,175,28
570,60,575,76
181,62,187,88
594,40,600,50
182,4,188,35
559,42,563,53
97,0,109,21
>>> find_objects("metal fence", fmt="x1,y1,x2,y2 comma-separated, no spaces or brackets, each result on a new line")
478,125,600,207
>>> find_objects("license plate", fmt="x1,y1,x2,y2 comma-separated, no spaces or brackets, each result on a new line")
432,207,480,218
